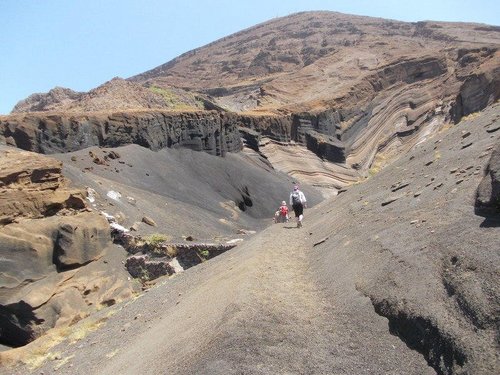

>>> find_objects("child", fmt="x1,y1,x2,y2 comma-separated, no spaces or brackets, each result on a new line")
274,201,289,223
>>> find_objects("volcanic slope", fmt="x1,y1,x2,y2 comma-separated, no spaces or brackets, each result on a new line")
130,11,500,113
53,144,323,239
8,11,499,188
17,11,499,118
3,100,498,375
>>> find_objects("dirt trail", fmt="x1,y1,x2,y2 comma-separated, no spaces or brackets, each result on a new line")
5,220,433,374
98,224,337,374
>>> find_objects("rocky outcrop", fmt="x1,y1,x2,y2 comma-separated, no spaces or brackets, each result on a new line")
0,147,86,224
12,87,82,113
476,143,500,216
234,51,498,179
0,147,137,347
0,110,242,156
124,241,237,281
11,78,206,114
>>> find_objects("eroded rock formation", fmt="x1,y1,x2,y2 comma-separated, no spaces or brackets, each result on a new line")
475,142,500,215
0,147,86,224
0,110,242,156
0,146,137,347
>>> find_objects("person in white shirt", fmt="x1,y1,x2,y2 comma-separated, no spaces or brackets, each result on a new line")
289,185,307,228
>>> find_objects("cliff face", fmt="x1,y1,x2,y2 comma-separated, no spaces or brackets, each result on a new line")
5,12,499,184
0,111,242,156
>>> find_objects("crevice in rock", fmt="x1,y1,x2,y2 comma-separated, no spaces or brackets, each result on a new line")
369,298,467,375
0,302,42,348
235,185,253,211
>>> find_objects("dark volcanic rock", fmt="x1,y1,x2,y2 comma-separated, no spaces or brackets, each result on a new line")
124,241,237,282
0,111,243,156
125,255,175,280
475,143,500,216
304,130,345,163
238,114,293,144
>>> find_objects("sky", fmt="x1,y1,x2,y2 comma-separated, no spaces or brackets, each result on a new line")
1,0,499,115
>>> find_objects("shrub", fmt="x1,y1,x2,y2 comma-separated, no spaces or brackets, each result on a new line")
197,249,210,259
142,233,171,257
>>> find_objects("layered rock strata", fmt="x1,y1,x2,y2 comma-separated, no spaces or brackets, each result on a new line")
0,110,242,156
0,146,137,347
0,148,86,224
124,240,237,281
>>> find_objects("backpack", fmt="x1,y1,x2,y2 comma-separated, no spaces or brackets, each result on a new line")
291,191,301,205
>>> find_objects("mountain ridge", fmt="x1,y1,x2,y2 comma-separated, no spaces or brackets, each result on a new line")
10,11,500,115
0,10,499,375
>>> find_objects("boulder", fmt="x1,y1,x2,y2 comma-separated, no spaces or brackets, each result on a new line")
54,213,111,269
142,216,157,227
0,147,137,348
0,147,86,222
476,143,500,215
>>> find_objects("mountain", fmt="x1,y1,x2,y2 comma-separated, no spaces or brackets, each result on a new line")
11,78,206,113
130,11,500,114
0,11,499,375
4,11,500,185
13,12,500,117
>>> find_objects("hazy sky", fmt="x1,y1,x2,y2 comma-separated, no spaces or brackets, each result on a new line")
1,0,499,114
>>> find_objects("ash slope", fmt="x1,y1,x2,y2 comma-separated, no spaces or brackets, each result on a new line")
5,102,499,374
54,144,323,239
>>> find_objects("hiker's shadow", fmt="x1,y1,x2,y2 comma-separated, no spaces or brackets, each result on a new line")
283,225,299,229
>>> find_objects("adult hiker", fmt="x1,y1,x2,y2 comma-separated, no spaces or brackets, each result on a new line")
289,185,307,228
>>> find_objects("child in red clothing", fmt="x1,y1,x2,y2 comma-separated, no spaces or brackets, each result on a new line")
274,201,289,223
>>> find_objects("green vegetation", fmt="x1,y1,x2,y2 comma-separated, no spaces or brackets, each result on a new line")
149,86,204,111
197,248,210,259
150,86,179,106
138,266,150,282
143,233,169,247
142,233,170,257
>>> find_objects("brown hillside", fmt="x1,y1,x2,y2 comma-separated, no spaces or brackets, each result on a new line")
130,11,500,113
1,10,499,375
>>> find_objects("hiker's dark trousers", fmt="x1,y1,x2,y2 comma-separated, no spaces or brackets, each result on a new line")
292,203,303,217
